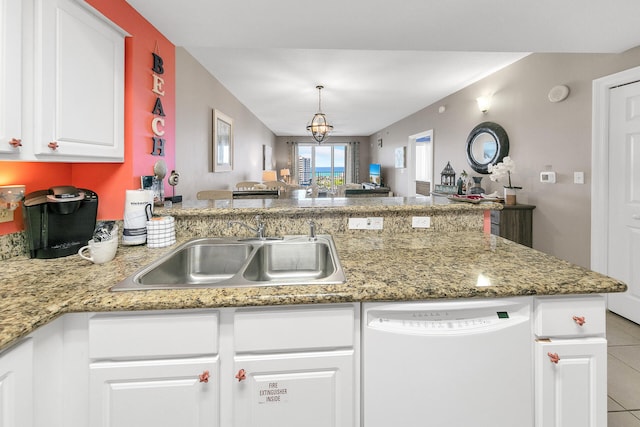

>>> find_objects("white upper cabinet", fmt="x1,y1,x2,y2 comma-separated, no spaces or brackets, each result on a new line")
0,0,24,156
0,0,126,162
32,0,125,162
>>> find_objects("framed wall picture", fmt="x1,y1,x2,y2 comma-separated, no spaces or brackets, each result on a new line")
213,109,233,172
395,146,406,168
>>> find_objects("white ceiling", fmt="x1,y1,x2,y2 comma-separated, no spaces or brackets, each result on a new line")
125,0,640,137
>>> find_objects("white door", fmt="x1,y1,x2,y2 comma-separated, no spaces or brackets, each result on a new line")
0,0,23,156
33,0,125,162
535,338,607,427
606,80,640,323
89,358,219,427
0,340,33,427
233,351,355,427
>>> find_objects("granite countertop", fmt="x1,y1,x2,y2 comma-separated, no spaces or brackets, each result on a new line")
156,196,502,217
0,230,626,352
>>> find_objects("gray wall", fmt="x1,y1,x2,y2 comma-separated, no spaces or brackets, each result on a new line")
369,48,640,268
175,47,277,199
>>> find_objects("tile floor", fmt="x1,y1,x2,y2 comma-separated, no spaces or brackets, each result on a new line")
608,311,640,426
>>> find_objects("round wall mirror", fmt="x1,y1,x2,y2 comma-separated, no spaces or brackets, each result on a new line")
465,121,509,174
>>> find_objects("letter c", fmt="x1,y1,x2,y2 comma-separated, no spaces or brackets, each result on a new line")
152,117,165,136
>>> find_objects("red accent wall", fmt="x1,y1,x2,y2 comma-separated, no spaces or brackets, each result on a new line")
0,0,175,235
484,210,491,234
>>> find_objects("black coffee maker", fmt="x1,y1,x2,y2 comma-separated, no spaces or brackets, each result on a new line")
22,186,98,259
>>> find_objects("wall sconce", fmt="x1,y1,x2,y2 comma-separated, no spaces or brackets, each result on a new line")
262,170,277,182
279,168,290,184
0,185,26,214
476,96,491,114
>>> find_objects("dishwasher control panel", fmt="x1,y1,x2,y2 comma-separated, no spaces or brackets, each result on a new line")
367,305,529,335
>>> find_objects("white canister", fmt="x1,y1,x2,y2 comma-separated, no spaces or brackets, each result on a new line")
122,189,154,245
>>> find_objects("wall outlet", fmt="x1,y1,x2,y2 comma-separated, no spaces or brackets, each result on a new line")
348,217,384,230
574,171,585,184
0,210,14,223
412,216,431,228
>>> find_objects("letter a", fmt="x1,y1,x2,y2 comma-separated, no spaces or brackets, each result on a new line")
152,98,165,117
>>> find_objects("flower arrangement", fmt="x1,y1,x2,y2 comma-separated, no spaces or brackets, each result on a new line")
488,156,521,189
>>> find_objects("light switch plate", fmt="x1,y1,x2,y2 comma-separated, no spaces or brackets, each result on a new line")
348,217,384,230
574,171,585,184
0,210,13,223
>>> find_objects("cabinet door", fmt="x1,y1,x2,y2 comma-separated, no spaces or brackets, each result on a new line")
535,338,607,427
89,357,219,427
0,0,23,156
33,0,125,162
0,339,33,427
233,351,355,427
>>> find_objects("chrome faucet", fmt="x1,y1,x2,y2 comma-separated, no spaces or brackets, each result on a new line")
228,215,266,240
308,220,317,241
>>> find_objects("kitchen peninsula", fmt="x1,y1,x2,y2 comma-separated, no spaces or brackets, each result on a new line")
0,197,627,427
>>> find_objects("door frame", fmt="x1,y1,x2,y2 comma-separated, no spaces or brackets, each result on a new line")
591,65,640,274
406,130,433,197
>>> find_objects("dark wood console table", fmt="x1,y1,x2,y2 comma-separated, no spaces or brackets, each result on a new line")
491,204,536,247
232,190,279,199
345,187,391,197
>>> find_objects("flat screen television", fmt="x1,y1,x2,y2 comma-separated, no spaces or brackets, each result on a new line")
369,163,381,186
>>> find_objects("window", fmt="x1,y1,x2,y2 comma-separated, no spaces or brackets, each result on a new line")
296,144,346,191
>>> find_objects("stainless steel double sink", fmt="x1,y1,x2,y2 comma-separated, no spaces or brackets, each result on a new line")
112,235,346,291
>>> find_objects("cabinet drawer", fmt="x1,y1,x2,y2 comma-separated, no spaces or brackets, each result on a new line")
89,311,219,359
534,296,605,338
234,305,356,352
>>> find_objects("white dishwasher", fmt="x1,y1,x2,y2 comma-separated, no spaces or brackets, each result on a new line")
363,298,533,427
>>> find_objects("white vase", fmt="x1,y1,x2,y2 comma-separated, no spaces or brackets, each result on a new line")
504,187,517,205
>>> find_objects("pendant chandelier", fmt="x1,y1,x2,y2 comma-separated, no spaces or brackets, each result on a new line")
306,85,333,143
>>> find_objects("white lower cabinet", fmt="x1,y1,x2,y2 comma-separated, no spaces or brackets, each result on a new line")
534,296,607,427
84,304,359,427
535,338,607,427
87,310,221,427
89,358,219,427
6,298,609,426
0,339,33,427
233,351,355,427
229,304,359,427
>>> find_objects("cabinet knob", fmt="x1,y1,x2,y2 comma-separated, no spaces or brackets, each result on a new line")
48,141,59,151
572,316,586,326
235,369,246,382
547,352,560,364
198,370,210,383
9,138,22,147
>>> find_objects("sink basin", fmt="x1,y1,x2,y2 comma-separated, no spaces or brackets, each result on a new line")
112,235,345,291
137,241,254,286
242,240,335,282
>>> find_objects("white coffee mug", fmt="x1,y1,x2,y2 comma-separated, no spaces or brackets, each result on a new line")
78,238,118,264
